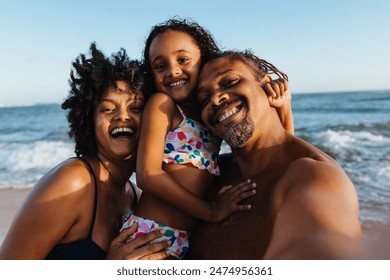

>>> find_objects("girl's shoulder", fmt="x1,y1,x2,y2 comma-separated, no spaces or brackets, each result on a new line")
144,92,182,126
147,92,176,106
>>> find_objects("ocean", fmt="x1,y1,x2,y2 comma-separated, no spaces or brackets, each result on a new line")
0,90,389,224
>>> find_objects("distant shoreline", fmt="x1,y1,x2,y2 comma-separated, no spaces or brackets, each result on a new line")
2,89,389,108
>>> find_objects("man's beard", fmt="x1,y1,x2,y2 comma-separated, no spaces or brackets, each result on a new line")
221,115,254,148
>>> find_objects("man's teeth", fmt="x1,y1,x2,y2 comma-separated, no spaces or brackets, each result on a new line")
218,107,239,122
169,80,186,87
111,127,133,136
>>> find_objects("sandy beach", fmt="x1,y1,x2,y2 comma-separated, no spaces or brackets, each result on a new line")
0,188,32,245
0,187,389,259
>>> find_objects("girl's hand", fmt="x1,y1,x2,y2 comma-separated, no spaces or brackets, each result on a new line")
264,78,291,108
210,179,256,222
264,78,295,134
105,223,170,260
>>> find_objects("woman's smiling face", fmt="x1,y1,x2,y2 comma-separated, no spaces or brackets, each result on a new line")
94,80,145,161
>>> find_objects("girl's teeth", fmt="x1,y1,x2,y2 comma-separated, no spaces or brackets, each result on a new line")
170,80,186,87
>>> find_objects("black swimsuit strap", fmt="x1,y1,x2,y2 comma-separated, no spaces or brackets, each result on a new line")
76,157,99,239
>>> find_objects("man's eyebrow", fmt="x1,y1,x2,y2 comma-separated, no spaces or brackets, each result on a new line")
198,69,235,92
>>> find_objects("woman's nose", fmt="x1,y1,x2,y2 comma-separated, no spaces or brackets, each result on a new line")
115,107,130,121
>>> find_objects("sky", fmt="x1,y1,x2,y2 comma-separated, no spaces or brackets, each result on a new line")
0,0,389,106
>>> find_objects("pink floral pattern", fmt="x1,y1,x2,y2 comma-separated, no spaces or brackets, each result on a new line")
163,106,220,175
121,212,190,259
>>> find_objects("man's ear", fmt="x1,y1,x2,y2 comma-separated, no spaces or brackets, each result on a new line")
259,75,272,86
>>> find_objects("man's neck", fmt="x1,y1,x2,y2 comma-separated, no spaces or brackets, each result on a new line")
231,122,293,179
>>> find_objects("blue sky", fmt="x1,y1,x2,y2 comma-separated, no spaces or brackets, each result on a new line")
1,0,389,105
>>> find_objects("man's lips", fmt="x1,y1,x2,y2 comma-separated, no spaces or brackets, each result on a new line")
217,107,240,123
213,101,244,124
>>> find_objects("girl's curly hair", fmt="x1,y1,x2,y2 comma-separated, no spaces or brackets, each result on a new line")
143,17,221,91
61,43,148,157
203,50,288,83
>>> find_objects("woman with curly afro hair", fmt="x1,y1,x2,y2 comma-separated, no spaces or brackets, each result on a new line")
0,43,169,260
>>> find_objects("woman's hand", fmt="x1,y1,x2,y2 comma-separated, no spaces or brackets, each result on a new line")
105,223,170,260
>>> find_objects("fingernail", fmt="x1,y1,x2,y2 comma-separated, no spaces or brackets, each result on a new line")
167,240,172,246
252,182,256,187
160,229,166,235
247,179,251,183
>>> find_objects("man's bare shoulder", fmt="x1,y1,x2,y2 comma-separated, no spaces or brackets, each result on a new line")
266,154,362,259
285,155,353,190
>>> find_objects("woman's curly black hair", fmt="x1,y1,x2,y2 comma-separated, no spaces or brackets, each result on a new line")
143,17,221,91
61,43,148,157
202,50,288,83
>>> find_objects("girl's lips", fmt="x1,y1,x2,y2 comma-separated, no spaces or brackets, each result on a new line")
167,79,187,88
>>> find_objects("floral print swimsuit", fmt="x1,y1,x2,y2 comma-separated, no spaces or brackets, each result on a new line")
163,105,220,175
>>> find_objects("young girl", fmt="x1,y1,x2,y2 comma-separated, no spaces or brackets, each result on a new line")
121,18,293,259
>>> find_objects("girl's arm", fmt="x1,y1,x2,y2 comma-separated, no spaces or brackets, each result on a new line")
264,79,294,134
136,93,254,222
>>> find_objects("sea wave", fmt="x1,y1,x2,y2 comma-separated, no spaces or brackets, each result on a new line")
0,141,74,189
0,141,74,171
317,129,390,148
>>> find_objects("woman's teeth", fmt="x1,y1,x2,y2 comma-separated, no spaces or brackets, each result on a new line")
111,127,134,138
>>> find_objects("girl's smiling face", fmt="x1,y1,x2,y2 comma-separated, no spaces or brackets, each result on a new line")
148,30,202,103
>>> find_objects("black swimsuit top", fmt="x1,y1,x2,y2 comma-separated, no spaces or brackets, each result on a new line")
45,157,138,260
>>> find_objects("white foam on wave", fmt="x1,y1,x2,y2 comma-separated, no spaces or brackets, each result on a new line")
317,129,390,161
318,129,390,149
0,141,74,171
378,165,390,180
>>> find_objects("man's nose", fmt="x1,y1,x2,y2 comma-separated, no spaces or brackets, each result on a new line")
210,91,229,107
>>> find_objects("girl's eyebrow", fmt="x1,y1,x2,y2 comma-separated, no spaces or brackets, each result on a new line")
151,50,191,64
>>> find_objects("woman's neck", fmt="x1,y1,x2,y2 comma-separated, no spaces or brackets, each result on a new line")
96,154,135,189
